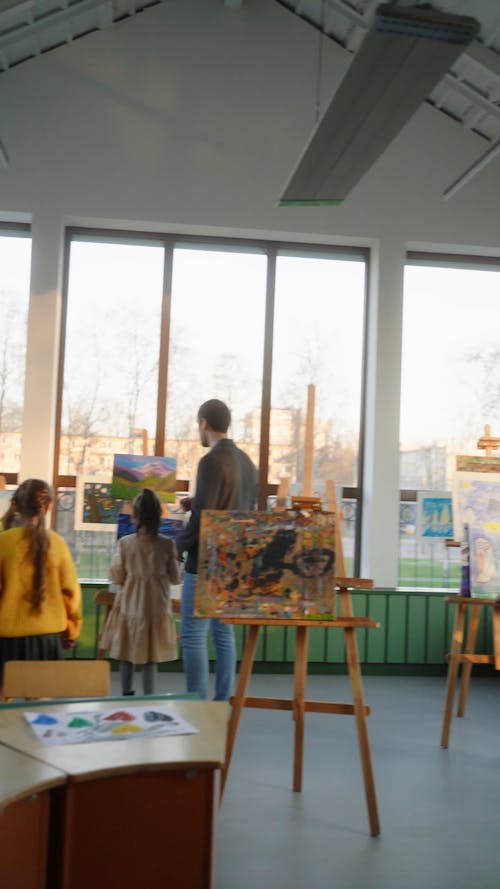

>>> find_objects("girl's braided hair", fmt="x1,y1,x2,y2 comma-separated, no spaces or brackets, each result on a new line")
132,488,162,537
7,479,52,611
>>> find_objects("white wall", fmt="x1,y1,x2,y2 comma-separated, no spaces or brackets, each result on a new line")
2,0,500,583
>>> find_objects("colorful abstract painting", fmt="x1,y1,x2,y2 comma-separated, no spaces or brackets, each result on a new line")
196,510,336,620
453,471,500,543
467,522,500,599
416,491,453,542
110,454,176,503
74,477,123,532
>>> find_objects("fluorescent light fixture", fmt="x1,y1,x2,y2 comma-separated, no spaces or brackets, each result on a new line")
443,135,500,199
0,138,9,169
279,3,479,206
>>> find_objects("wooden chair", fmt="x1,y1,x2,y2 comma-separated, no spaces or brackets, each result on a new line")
94,588,117,659
2,659,110,700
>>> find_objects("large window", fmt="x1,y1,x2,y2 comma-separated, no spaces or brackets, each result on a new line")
399,257,500,587
58,232,367,580
58,236,165,583
0,227,31,475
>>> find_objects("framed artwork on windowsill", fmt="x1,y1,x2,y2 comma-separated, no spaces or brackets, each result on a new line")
74,476,123,532
416,491,453,543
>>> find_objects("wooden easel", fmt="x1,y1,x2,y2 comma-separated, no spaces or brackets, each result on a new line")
476,423,500,458
221,577,380,835
221,388,380,835
441,596,500,747
441,430,500,744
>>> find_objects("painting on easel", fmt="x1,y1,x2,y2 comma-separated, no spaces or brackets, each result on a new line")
452,471,500,543
196,510,336,619
468,522,500,599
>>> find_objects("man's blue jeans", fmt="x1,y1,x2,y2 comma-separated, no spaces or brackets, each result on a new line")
180,571,236,701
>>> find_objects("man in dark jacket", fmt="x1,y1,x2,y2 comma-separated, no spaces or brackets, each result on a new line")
177,399,258,700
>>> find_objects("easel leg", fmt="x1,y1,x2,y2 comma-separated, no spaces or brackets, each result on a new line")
440,603,466,748
457,604,480,717
344,625,380,837
492,606,500,671
292,625,309,793
221,625,260,799
96,606,110,660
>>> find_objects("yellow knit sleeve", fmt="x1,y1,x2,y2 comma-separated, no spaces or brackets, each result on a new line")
58,539,83,642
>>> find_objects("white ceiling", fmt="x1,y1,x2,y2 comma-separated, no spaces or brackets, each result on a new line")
0,0,165,72
1,0,500,147
1,0,500,190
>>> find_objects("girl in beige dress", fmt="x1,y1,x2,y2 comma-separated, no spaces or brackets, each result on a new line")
102,488,179,695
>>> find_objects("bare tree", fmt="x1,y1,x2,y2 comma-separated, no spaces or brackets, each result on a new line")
0,291,26,433
466,347,500,422
62,378,107,475
273,336,359,489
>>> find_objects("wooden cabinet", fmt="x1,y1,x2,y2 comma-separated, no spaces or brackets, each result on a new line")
0,700,227,889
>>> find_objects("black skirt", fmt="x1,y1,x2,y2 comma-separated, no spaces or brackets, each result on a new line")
0,633,64,683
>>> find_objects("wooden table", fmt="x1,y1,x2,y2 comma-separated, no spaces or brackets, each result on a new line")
0,745,65,889
0,699,227,889
441,595,500,748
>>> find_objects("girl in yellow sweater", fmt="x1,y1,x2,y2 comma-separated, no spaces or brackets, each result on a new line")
0,479,82,686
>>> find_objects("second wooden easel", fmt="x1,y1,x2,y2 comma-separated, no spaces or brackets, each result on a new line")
221,387,381,836
221,576,380,835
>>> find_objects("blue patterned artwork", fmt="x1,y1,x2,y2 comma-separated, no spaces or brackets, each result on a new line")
117,512,184,543
416,492,453,542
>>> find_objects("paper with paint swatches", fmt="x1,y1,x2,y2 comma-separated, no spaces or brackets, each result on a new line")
24,705,199,746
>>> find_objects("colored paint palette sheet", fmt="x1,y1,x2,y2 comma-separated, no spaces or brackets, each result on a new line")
196,510,336,619
24,705,199,746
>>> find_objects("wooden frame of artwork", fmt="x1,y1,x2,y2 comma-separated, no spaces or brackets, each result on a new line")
195,510,336,620
74,477,123,533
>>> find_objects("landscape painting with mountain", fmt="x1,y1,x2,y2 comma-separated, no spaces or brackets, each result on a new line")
110,454,177,503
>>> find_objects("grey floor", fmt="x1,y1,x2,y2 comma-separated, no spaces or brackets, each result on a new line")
110,670,500,889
